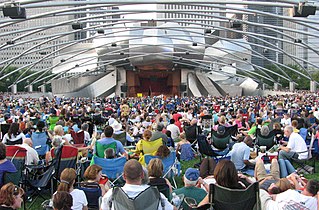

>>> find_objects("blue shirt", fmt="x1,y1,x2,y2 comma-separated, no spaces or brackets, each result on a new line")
230,142,251,170
97,137,125,155
0,160,17,187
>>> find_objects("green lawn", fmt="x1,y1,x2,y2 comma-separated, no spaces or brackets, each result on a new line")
25,157,318,210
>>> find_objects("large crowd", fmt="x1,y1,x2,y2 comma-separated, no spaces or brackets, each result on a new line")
0,92,318,210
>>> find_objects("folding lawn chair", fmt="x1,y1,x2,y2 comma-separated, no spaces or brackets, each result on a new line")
144,151,180,189
209,182,260,210
31,131,49,157
70,130,85,147
77,182,102,209
90,156,126,186
292,133,316,174
4,145,27,186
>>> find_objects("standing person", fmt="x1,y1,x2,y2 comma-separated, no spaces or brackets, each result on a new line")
100,159,174,210
278,125,308,161
57,168,88,210
0,183,24,210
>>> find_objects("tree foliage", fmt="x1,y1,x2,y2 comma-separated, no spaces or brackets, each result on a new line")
250,64,319,90
0,66,53,92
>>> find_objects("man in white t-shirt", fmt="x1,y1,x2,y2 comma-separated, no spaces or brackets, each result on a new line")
167,119,180,141
279,126,308,161
100,159,175,210
260,179,319,210
18,138,39,165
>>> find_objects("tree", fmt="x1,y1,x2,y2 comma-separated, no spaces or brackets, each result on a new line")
0,66,53,92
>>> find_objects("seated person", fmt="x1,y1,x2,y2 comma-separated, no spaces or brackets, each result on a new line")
230,136,255,176
0,183,24,210
176,133,194,161
57,168,88,210
0,142,17,188
83,164,111,196
96,126,128,159
104,148,116,159
52,191,73,210
147,158,173,198
197,160,255,208
173,168,207,210
278,126,307,162
155,145,171,159
100,159,174,210
134,129,163,157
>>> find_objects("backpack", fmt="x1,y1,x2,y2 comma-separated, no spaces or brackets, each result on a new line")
109,186,165,210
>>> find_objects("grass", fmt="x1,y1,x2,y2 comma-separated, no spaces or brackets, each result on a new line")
25,157,319,210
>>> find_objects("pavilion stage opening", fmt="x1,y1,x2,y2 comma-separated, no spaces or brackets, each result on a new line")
126,70,181,97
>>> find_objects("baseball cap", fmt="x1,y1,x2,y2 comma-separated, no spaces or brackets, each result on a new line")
184,168,199,181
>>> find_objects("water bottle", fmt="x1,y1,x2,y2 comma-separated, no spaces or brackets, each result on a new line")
171,193,181,207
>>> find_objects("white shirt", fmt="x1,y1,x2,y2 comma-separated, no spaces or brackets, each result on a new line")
287,132,308,159
260,189,317,210
18,143,39,165
70,189,88,210
280,117,291,127
230,142,251,170
2,133,26,144
101,184,174,210
167,124,180,140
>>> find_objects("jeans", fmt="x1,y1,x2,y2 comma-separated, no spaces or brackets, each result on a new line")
278,159,296,178
278,150,298,161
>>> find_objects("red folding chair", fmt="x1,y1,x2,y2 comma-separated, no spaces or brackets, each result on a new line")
70,130,85,147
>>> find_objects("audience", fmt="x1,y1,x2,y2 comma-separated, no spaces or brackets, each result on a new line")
2,93,319,209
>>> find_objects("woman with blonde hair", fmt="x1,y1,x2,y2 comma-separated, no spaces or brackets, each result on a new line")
147,158,173,198
58,168,88,210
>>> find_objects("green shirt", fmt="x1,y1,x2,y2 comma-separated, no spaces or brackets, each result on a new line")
248,126,257,135
173,186,207,209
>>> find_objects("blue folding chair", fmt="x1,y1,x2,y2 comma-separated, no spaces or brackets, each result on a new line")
31,132,49,157
144,151,180,189
90,156,126,186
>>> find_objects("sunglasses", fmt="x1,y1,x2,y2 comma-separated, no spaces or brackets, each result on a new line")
13,185,20,196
